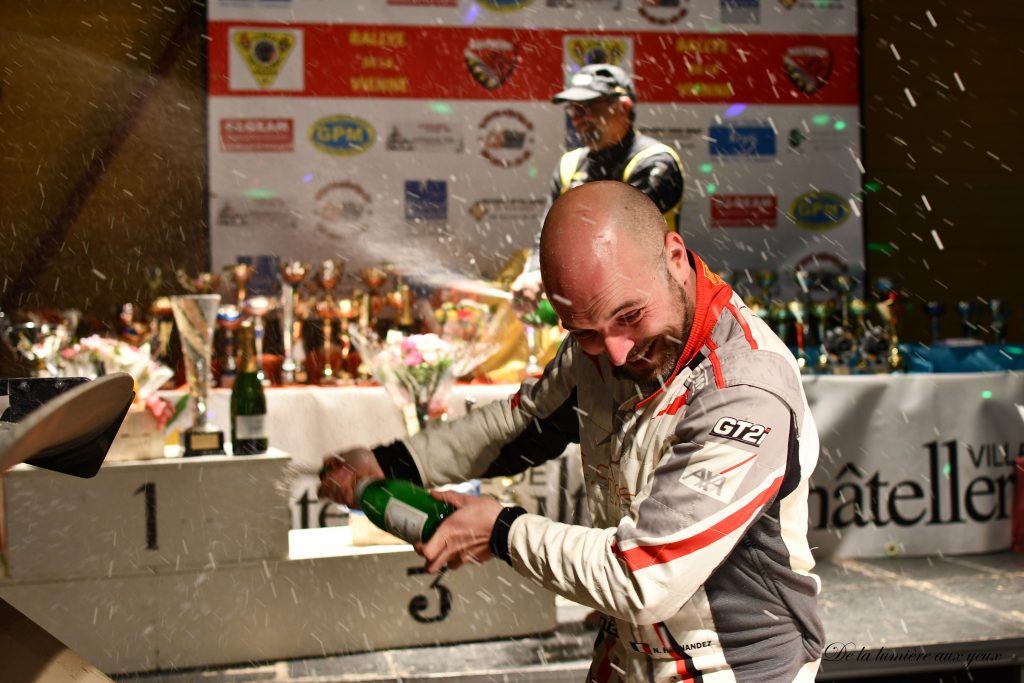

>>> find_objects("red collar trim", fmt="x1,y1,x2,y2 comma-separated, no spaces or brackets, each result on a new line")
634,251,733,410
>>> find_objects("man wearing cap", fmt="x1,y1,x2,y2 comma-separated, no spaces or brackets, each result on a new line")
511,63,685,309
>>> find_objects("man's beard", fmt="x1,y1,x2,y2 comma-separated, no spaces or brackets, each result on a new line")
612,277,692,392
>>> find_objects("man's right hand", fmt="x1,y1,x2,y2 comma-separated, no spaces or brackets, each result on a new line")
510,269,544,316
317,447,385,508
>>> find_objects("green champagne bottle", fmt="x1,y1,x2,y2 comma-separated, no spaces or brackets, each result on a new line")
230,322,268,455
355,478,454,544
521,296,559,327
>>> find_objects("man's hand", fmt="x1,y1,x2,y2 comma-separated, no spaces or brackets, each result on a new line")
418,491,503,574
510,269,544,316
317,447,384,508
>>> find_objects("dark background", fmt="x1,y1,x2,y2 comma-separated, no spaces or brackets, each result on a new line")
1,0,1021,376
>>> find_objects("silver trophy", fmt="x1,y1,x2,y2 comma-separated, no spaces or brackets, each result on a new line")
170,294,226,457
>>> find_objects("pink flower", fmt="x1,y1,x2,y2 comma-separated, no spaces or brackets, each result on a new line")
404,350,424,366
144,394,176,430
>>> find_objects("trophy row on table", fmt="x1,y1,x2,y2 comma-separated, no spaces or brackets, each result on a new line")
140,260,422,388
724,270,1010,375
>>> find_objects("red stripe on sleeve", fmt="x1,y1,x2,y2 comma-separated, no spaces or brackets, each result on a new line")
614,475,783,572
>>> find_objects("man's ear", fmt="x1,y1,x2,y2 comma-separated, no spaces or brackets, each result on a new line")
664,231,690,284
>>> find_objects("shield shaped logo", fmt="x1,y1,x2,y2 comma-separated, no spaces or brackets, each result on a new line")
465,39,520,90
783,46,833,95
232,30,296,88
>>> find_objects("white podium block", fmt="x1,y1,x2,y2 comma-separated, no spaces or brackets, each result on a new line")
2,451,292,580
0,574,159,672
0,528,557,674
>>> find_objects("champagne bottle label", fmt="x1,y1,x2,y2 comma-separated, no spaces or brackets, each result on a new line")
234,414,266,439
384,498,429,544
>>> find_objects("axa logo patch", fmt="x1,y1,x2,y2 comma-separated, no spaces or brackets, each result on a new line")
711,416,771,446
679,443,759,502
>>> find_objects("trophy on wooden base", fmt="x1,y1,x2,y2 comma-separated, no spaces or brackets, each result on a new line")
170,294,225,457
279,260,310,384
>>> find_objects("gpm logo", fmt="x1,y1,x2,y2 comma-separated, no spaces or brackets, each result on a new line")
309,115,375,156
790,191,849,230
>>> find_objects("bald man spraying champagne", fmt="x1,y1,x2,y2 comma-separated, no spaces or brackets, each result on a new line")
321,182,823,682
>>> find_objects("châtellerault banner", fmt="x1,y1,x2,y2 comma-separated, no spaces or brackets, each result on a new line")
207,0,862,297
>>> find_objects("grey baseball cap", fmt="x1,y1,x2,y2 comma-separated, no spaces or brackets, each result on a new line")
552,64,636,104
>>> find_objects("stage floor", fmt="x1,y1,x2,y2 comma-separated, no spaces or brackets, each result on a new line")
113,552,1024,683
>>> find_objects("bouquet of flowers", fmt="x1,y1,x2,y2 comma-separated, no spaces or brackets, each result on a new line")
61,335,179,428
350,299,499,434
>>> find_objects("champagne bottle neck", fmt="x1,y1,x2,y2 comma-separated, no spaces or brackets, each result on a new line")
238,324,258,374
354,477,375,501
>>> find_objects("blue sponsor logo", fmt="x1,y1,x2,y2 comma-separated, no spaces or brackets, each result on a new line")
721,0,759,22
405,180,448,221
709,125,776,157
790,191,849,230
478,0,533,10
309,115,375,156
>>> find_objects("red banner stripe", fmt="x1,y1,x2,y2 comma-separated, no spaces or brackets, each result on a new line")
209,22,859,105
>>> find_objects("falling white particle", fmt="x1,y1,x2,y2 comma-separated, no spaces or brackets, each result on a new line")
92,268,107,280
848,198,861,217
925,10,937,27
550,293,572,306
904,88,917,107
953,72,965,91
889,43,901,61
930,230,944,250
921,195,931,211
763,609,780,621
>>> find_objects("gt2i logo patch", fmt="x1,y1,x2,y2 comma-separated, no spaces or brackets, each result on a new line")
711,417,771,446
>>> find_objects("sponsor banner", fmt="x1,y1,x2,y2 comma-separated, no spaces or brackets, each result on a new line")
806,372,1024,558
384,120,465,153
468,197,547,226
209,0,856,35
227,27,304,91
563,35,634,73
709,123,777,158
478,109,536,168
789,190,850,231
710,194,777,227
219,117,294,152
720,0,760,24
405,180,449,222
209,23,859,104
308,115,376,156
208,99,863,291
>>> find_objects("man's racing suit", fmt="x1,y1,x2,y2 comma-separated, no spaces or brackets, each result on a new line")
372,251,825,682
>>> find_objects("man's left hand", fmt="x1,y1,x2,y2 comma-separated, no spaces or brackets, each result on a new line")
418,491,503,574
